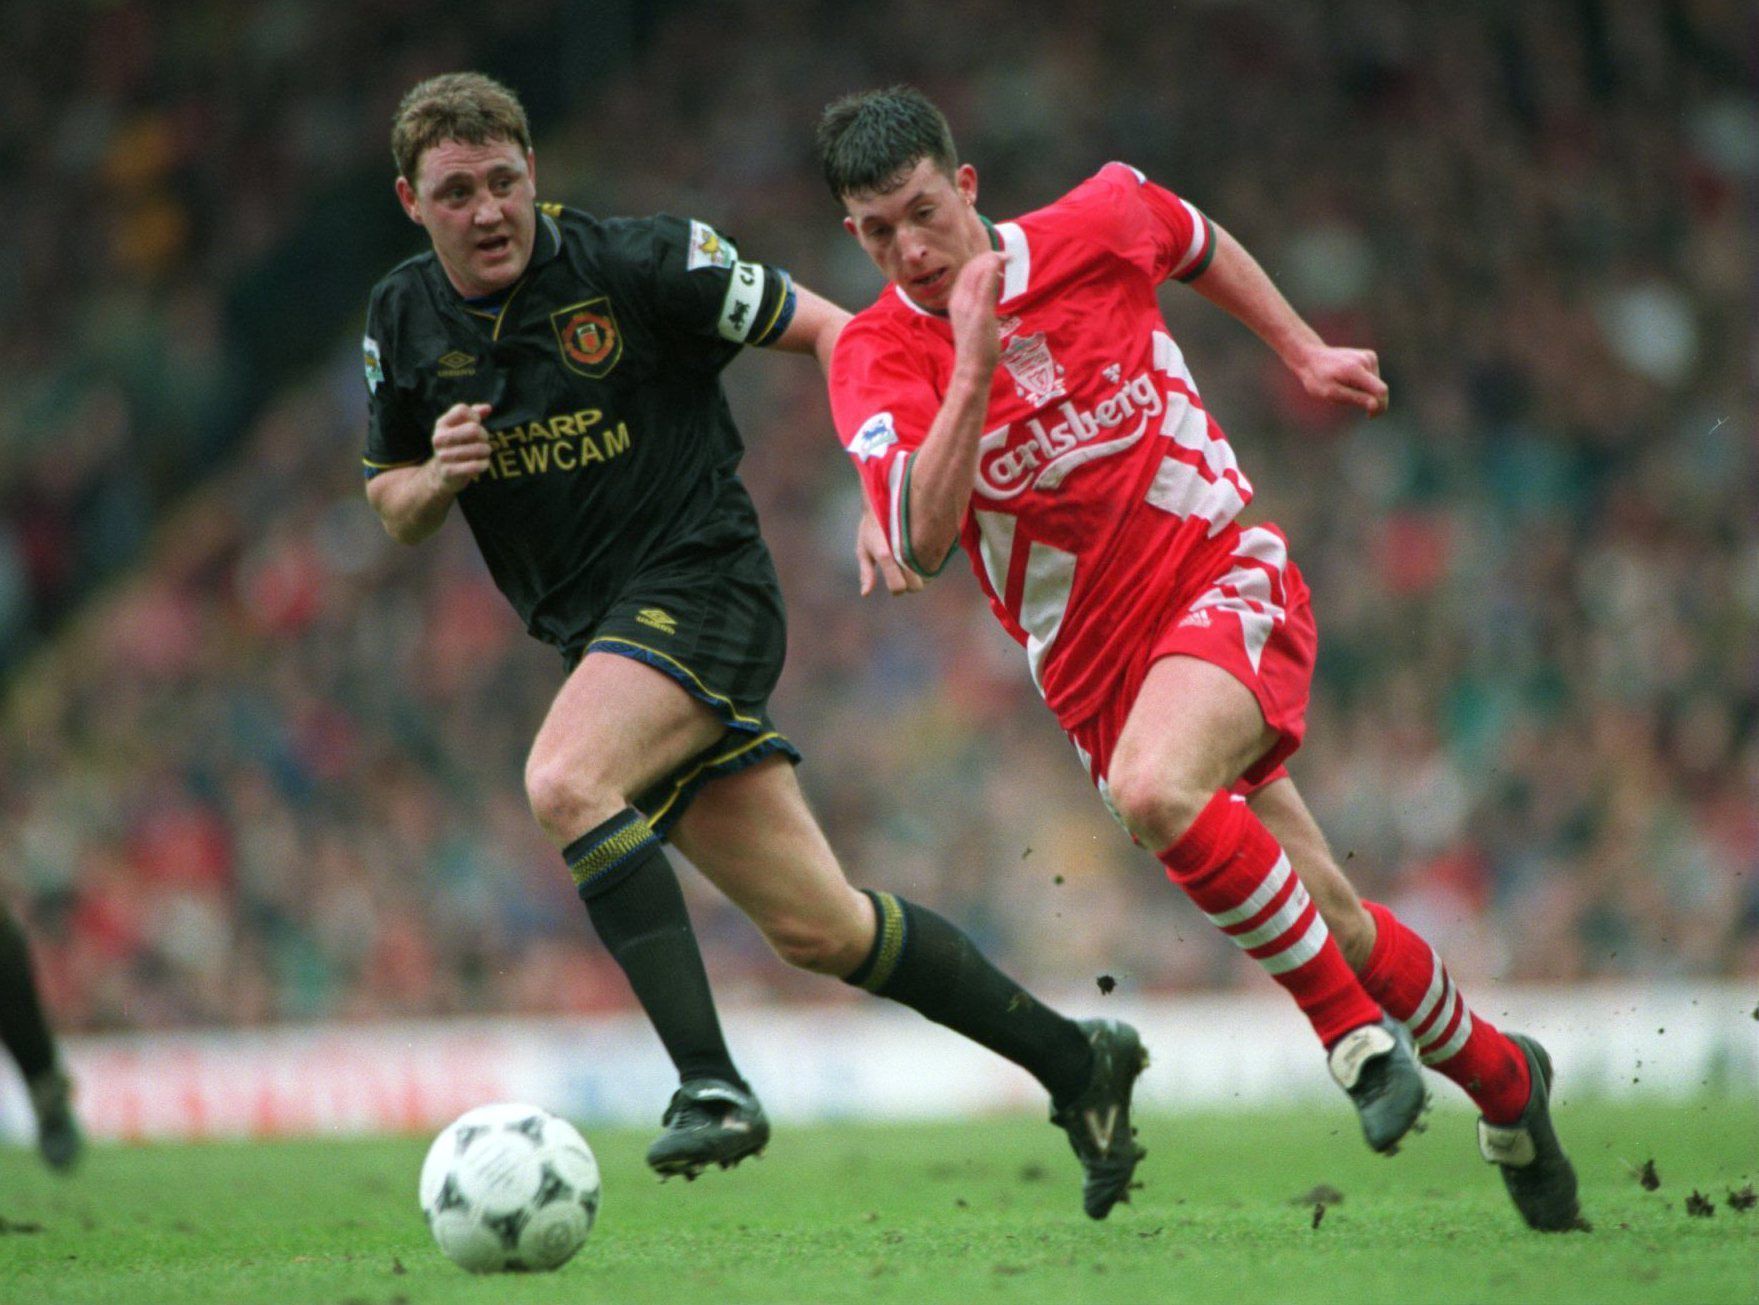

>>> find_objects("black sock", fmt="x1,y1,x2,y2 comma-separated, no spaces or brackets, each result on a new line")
0,909,58,1082
567,809,745,1090
844,891,1094,1105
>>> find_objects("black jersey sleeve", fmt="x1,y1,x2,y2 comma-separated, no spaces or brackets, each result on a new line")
361,284,429,479
641,214,798,365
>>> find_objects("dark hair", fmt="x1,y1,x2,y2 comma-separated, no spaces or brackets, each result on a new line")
392,72,532,185
816,85,958,201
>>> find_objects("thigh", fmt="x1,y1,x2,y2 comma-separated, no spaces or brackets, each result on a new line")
1096,525,1316,804
1149,524,1318,786
530,649,726,801
581,542,788,729
1110,652,1279,798
669,756,867,931
534,545,792,813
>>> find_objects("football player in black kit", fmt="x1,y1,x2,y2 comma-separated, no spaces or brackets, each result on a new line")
360,74,1146,1217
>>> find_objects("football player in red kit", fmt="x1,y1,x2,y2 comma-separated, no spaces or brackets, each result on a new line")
819,86,1582,1232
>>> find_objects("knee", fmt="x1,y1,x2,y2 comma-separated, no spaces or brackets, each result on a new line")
762,913,868,976
1105,757,1210,851
752,887,873,976
524,750,615,844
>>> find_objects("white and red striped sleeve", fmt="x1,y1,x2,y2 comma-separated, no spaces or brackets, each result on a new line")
828,315,945,574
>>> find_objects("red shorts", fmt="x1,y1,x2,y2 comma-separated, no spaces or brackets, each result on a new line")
1065,523,1315,816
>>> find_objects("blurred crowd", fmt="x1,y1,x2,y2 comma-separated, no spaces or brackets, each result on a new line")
3,0,1755,1031
0,0,652,666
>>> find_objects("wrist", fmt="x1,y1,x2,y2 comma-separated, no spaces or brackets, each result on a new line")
949,360,995,394
423,458,462,500
1278,332,1328,372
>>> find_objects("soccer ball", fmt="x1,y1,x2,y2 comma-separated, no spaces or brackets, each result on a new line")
418,1102,601,1273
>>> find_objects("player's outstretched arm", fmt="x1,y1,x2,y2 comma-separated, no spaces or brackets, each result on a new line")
771,284,851,374
366,402,493,544
1185,222,1389,418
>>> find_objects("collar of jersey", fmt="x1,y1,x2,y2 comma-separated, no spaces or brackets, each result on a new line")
437,207,564,316
889,213,1028,317
531,208,563,268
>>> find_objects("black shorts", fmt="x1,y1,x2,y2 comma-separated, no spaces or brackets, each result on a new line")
563,544,800,837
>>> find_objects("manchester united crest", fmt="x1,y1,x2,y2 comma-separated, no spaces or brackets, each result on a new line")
551,298,623,378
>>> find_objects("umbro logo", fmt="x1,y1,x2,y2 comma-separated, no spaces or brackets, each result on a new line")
436,350,477,377
636,607,677,636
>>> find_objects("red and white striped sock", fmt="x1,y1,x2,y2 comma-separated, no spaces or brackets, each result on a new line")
1160,791,1383,1047
1358,901,1531,1124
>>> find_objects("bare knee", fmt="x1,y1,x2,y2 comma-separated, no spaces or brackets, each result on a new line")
747,883,875,976
524,750,619,846
1105,758,1211,851
761,911,871,976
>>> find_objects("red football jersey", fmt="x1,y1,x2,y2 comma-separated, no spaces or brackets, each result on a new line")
831,163,1258,727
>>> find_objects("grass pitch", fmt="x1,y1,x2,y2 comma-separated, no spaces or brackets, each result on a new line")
0,1097,1754,1305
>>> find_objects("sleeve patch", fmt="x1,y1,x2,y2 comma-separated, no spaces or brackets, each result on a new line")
363,335,384,393
716,260,767,342
848,411,899,462
687,219,738,271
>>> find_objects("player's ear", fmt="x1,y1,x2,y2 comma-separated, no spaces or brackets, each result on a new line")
956,163,978,206
395,175,424,226
525,148,537,190
842,215,857,238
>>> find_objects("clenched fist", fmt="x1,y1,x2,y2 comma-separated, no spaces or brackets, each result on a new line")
429,402,494,492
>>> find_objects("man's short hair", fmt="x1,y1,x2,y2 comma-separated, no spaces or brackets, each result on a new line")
392,72,532,185
816,85,958,201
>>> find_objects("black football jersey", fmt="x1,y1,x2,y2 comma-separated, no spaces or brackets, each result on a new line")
362,204,796,650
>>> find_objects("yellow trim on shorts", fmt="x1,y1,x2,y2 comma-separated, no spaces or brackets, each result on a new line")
584,636,765,730
642,731,784,830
